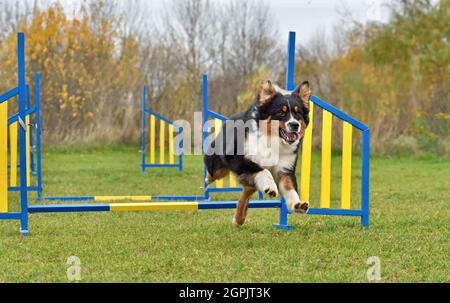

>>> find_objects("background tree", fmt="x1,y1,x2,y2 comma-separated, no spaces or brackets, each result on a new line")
0,0,447,154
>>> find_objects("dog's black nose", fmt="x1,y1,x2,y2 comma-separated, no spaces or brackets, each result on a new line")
287,121,300,132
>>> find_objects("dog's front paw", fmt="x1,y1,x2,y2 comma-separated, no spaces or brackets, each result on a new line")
255,169,278,198
233,216,244,227
286,200,309,214
293,201,309,214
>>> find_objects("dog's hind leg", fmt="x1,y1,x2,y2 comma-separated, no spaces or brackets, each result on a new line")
205,167,230,185
233,186,256,226
204,154,229,185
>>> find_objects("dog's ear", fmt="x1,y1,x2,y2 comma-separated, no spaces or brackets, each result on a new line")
256,80,277,106
293,81,311,110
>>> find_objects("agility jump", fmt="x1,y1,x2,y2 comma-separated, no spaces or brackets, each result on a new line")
202,32,370,228
0,32,370,235
141,85,183,172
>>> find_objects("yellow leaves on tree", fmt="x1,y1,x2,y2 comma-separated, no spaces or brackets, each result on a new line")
0,4,142,143
237,68,273,112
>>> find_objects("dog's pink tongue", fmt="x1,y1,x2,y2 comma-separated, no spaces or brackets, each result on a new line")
288,132,298,141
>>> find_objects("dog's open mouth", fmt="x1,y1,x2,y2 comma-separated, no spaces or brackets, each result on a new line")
279,128,299,144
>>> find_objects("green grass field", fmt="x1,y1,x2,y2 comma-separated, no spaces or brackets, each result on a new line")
0,145,449,282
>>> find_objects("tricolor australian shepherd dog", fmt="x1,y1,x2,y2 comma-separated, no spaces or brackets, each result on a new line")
204,80,312,226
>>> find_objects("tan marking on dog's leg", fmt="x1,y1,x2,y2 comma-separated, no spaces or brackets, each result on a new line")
233,186,256,226
205,168,230,185
279,174,309,214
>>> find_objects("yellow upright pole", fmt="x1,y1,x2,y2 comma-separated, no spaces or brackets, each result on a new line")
25,115,31,186
168,124,174,164
320,110,332,208
300,102,314,201
341,122,353,209
229,174,237,188
150,115,155,164
159,120,165,164
0,101,8,212
214,119,224,188
9,122,18,186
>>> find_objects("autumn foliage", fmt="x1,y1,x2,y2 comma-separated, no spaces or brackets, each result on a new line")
294,0,449,154
0,0,448,154
0,3,142,143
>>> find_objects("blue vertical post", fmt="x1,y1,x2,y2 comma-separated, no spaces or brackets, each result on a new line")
274,32,297,230
141,85,147,173
35,72,43,200
26,84,35,174
18,33,29,235
361,128,370,227
202,74,209,200
273,198,295,230
286,31,296,91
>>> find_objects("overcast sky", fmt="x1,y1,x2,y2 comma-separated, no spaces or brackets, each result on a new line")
58,0,390,43
135,0,389,43
267,0,389,43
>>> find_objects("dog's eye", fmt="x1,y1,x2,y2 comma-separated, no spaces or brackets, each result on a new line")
294,106,299,113
281,105,288,115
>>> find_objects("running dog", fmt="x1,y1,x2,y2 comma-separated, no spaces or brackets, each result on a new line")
204,80,311,226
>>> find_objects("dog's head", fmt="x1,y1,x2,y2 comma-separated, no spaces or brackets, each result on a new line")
255,80,311,145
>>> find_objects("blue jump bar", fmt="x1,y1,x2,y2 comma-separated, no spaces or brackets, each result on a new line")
199,201,281,209
208,110,228,121
8,107,36,125
146,110,182,129
29,204,110,213
310,96,369,131
306,208,363,216
206,187,242,193
0,212,22,220
27,201,281,213
143,164,180,168
9,186,40,191
0,87,18,104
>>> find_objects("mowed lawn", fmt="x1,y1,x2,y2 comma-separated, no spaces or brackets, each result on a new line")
0,145,448,282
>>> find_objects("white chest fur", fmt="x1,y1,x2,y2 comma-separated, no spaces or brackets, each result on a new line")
244,129,298,174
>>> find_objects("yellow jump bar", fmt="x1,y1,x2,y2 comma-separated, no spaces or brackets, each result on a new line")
300,102,314,201
341,122,353,209
159,120,165,164
25,115,31,186
150,115,155,164
214,119,224,188
94,196,152,202
110,202,198,212
320,110,332,208
169,124,174,164
229,173,237,188
9,122,18,186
